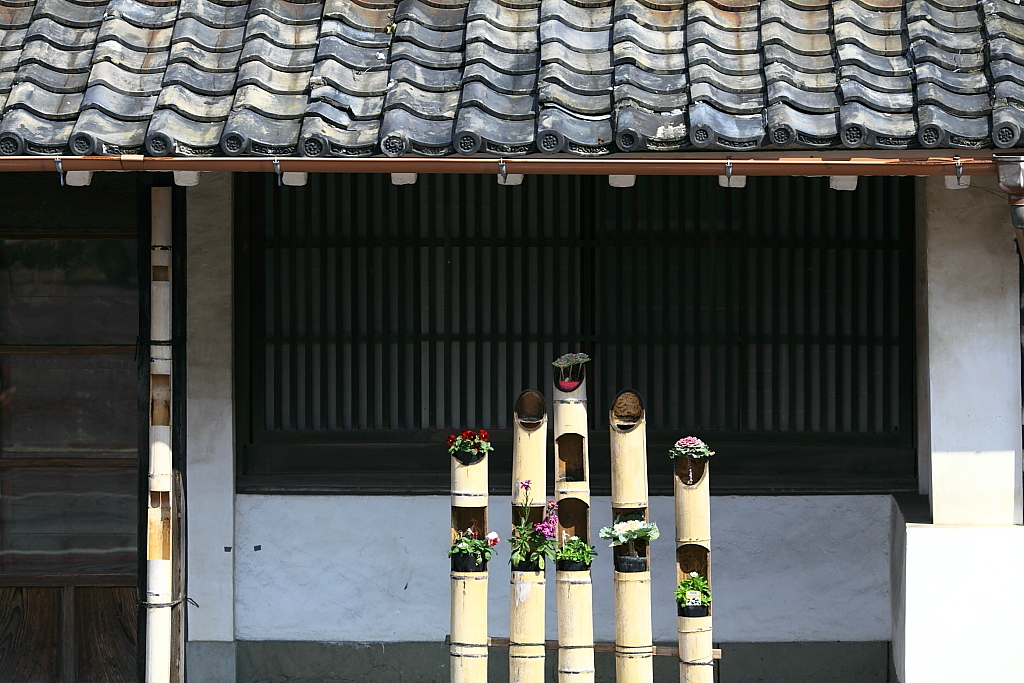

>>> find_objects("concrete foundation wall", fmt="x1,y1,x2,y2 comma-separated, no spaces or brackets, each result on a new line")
234,494,892,643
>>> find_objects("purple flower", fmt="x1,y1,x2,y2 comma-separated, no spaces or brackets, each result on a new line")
519,480,531,491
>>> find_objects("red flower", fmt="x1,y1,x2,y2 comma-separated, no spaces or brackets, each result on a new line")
446,435,456,446
479,429,489,441
461,430,474,439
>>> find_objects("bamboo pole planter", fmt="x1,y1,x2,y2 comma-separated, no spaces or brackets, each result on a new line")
609,390,653,683
450,438,489,683
510,390,548,683
674,455,713,683
554,373,594,683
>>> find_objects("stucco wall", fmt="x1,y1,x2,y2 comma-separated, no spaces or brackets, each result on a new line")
234,493,892,643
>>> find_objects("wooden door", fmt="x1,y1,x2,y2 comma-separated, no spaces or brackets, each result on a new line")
0,236,140,682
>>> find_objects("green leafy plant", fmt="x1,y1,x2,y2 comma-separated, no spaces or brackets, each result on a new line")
448,529,500,566
447,429,493,464
552,352,591,387
675,572,712,607
669,436,714,485
556,536,597,565
509,481,559,569
598,516,660,557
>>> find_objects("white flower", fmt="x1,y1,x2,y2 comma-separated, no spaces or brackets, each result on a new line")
690,571,698,577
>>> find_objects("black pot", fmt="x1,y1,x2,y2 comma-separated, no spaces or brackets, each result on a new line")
451,554,486,572
678,604,709,617
557,559,591,571
512,560,541,572
614,555,648,573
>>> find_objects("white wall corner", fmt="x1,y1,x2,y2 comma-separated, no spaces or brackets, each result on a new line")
942,174,971,189
282,172,307,187
173,171,201,187
65,170,92,186
391,173,417,185
497,173,524,186
829,175,858,191
609,175,636,188
718,175,747,188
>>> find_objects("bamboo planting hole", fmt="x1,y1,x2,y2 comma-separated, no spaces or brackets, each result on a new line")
556,434,586,483
451,507,487,544
556,498,590,544
515,391,546,431
674,456,706,488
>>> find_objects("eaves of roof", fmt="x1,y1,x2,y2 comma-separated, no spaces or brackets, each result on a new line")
0,0,1022,161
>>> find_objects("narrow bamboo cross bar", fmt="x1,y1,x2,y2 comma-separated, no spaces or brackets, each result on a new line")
444,636,722,659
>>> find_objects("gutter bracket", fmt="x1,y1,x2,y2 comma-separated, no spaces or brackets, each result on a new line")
54,157,65,186
498,158,508,183
272,157,282,187
954,156,964,186
725,158,733,187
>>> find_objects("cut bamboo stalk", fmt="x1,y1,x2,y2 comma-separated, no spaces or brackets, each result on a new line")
510,390,548,683
675,456,712,683
451,435,489,683
512,390,547,506
554,371,593,683
614,571,653,683
146,187,173,683
609,390,648,510
556,570,595,683
510,569,546,683
451,571,489,683
609,390,652,683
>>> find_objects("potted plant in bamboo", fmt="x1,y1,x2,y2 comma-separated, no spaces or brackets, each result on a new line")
599,516,660,573
449,529,500,571
509,481,559,571
668,436,714,485
552,352,590,392
675,571,712,617
556,536,596,571
447,429,493,465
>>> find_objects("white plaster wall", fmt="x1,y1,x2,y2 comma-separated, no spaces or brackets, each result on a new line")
186,173,236,641
918,175,1022,524
899,524,1024,682
234,494,891,643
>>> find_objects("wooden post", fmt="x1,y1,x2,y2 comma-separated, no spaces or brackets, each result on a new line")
609,390,653,683
554,374,594,683
510,390,548,683
146,187,174,683
451,441,489,683
675,455,713,683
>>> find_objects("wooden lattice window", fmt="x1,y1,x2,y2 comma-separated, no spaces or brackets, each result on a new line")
236,173,916,494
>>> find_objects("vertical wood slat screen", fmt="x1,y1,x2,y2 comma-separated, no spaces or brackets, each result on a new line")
248,173,914,451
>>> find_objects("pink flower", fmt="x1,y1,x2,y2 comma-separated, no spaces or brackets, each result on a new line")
486,532,500,547
546,500,558,510
519,479,531,491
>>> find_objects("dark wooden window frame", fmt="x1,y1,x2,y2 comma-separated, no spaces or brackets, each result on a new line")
234,173,918,496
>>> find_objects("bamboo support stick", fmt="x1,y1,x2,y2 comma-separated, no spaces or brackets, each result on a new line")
609,390,652,683
510,569,546,683
554,374,593,683
510,390,548,683
451,572,489,683
556,570,596,683
614,571,653,683
675,457,712,683
146,187,173,683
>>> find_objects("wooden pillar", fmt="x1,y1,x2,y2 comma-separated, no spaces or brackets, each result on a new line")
146,187,174,683
609,390,653,683
510,390,548,683
675,455,713,683
554,375,594,683
451,443,489,683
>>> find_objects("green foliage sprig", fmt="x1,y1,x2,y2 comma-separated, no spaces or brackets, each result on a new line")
556,536,597,565
675,572,712,607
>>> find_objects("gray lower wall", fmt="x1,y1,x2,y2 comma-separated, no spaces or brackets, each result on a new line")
220,640,893,683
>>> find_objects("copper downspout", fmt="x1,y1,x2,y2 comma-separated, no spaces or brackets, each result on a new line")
0,153,1002,176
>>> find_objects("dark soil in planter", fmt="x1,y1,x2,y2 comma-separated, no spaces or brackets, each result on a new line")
451,554,486,572
557,559,591,571
614,555,648,573
451,449,485,466
512,560,542,572
678,604,709,617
